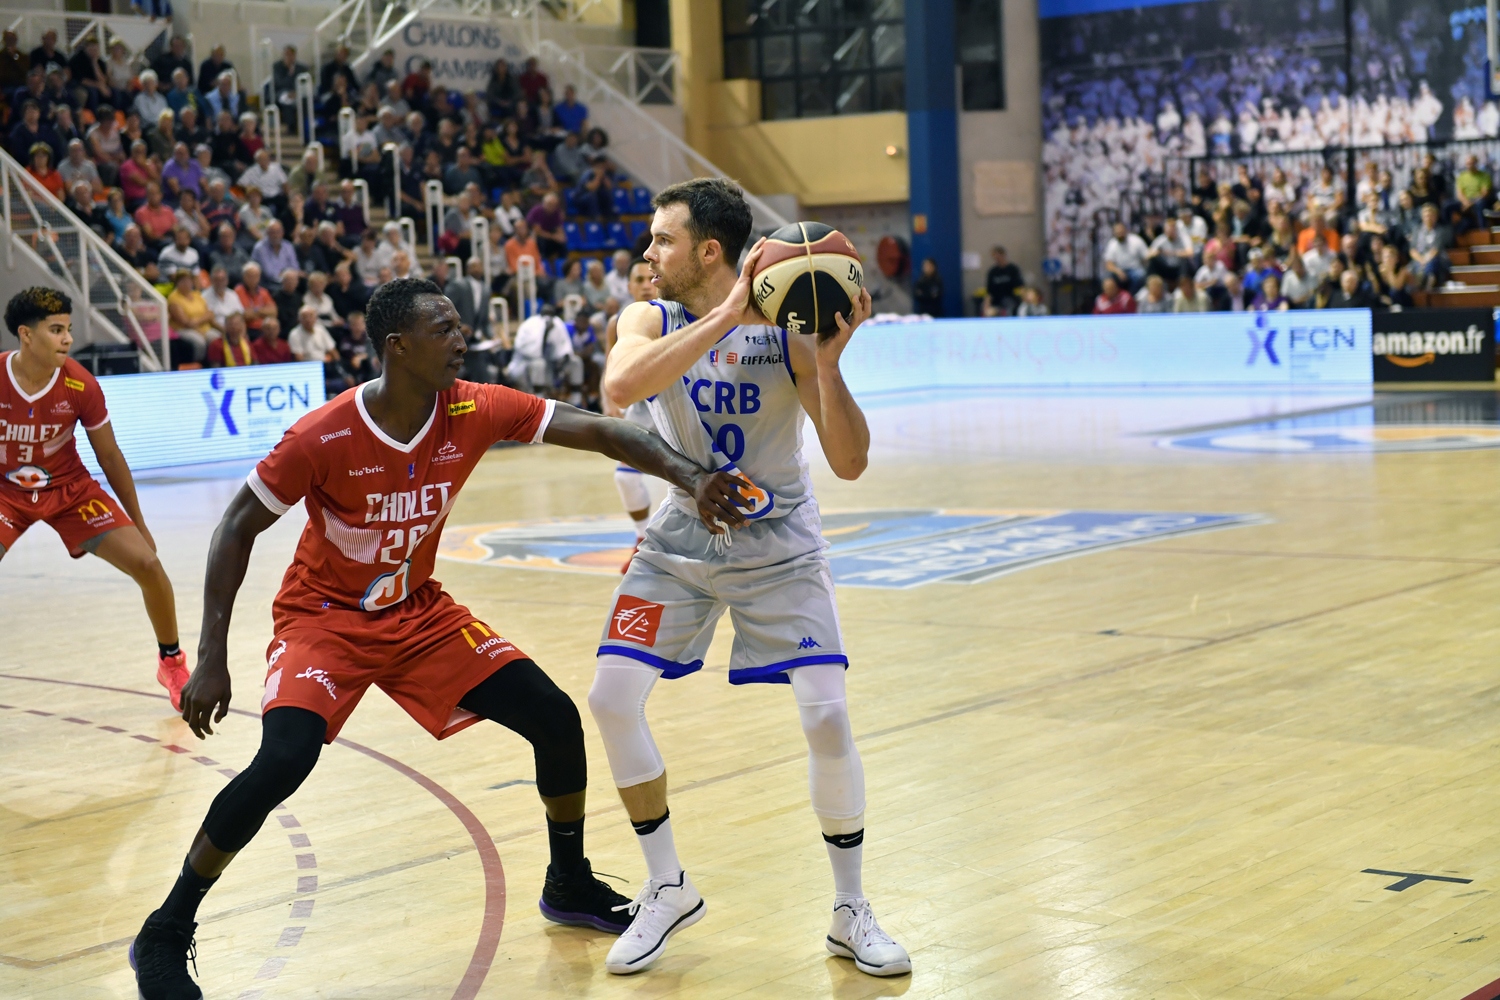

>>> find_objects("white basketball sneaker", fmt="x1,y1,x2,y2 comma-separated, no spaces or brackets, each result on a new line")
604,871,706,975
826,897,911,976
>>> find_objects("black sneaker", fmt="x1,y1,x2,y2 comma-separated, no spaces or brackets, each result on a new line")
129,911,203,1000
538,857,634,933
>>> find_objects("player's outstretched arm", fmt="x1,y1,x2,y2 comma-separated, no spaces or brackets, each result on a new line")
542,404,751,533
180,485,282,738
791,286,873,480
87,422,156,551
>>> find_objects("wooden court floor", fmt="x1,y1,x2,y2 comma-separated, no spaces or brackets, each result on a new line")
6,388,1500,998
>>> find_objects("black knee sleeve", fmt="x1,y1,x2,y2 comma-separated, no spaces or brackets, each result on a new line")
202,707,326,853
458,659,586,798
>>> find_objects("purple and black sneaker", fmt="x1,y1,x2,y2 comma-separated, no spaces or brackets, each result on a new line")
539,858,633,934
129,911,203,1000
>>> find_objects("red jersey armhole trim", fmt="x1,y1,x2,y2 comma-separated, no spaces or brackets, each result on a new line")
530,399,556,444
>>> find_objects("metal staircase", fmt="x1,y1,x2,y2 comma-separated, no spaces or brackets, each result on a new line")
0,149,170,370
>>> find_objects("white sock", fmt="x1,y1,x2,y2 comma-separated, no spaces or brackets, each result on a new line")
633,812,681,880
824,831,864,900
631,515,648,540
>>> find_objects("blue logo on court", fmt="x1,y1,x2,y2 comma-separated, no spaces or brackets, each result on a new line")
439,509,1262,590
1161,423,1500,453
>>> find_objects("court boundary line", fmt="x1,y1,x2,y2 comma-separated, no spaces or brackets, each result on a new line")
0,674,506,1000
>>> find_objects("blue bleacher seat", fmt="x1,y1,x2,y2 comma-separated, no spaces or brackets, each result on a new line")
564,221,584,251
565,188,585,216
606,221,629,249
632,187,652,214
629,220,650,247
612,188,631,215
582,221,606,250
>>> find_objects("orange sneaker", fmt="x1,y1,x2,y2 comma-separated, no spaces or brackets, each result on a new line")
156,650,189,712
621,540,640,574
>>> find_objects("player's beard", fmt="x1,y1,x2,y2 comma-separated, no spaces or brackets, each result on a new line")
654,250,706,304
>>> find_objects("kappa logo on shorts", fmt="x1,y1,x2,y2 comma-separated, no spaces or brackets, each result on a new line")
295,667,338,700
608,596,664,646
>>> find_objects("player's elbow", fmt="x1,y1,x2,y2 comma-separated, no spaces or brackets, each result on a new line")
602,368,643,408
831,452,868,480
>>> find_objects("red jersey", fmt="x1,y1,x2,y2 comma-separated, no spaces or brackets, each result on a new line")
247,381,552,617
0,351,109,493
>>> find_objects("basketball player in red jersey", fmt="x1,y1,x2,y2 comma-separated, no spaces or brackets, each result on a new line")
1,288,189,706
130,278,752,1000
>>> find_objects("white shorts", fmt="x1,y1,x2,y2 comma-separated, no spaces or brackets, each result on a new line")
597,499,847,685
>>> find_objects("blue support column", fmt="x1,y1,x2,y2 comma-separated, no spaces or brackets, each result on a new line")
906,0,963,318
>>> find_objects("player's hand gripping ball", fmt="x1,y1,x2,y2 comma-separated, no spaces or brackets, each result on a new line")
751,222,863,338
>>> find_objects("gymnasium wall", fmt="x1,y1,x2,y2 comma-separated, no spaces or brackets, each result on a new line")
669,0,908,210
959,0,1045,304
1041,0,1491,277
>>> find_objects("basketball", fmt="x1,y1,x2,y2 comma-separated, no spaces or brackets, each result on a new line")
751,222,864,337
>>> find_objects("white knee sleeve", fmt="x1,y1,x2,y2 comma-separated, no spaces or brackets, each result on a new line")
790,663,865,831
587,655,665,787
615,468,651,513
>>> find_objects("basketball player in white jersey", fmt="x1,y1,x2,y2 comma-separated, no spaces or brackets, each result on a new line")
601,258,659,572
587,179,909,977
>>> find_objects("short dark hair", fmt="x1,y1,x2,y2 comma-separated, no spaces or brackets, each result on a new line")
366,277,443,358
653,177,754,267
5,286,72,336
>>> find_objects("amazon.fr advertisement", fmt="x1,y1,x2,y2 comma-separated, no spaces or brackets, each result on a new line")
1372,309,1496,383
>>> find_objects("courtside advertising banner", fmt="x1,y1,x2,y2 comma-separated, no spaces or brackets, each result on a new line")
1372,308,1495,382
840,311,1373,392
73,363,326,473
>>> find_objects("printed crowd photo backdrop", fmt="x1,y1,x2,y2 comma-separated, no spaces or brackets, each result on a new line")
1041,0,1494,277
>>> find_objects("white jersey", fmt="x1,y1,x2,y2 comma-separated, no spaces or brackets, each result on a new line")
643,300,810,520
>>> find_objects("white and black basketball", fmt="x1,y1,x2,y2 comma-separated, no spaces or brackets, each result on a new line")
751,222,863,337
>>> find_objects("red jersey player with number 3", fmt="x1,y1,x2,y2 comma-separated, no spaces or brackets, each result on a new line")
1,287,188,705
129,278,753,1000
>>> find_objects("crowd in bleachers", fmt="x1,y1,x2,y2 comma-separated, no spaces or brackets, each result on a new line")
1085,154,1493,314
4,29,650,403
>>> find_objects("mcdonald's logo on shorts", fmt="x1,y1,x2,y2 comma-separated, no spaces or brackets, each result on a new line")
77,499,114,523
461,621,516,659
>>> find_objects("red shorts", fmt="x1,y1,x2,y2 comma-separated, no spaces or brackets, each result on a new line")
261,580,530,742
0,477,132,558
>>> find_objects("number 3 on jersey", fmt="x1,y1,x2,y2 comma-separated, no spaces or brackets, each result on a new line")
361,524,430,611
